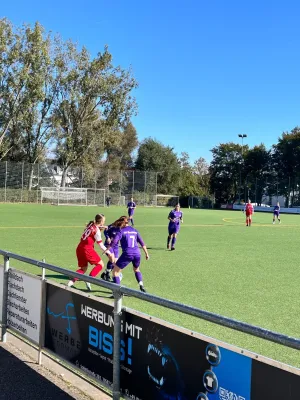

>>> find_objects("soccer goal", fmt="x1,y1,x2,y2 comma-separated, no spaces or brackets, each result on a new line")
40,187,105,206
155,194,179,207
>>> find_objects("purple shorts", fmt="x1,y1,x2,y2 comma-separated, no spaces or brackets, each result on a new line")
116,253,141,269
128,209,134,217
168,223,180,235
105,243,119,258
274,211,280,217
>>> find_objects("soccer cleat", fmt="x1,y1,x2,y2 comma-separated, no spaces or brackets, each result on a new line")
171,247,175,251
85,282,91,291
140,285,146,293
67,280,74,287
101,272,110,281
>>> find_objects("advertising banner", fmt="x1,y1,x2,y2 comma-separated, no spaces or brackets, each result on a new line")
7,268,42,344
44,283,300,400
0,265,3,322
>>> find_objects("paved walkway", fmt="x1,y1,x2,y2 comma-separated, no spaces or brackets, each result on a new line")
0,333,111,400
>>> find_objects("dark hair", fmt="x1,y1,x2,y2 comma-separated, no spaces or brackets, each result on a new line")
112,216,128,228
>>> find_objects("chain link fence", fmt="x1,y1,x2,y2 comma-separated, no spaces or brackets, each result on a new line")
239,176,300,207
0,161,160,206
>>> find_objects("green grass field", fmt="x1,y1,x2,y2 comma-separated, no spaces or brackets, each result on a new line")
1,203,300,368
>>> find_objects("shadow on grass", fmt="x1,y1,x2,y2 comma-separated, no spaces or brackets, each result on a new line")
0,346,75,399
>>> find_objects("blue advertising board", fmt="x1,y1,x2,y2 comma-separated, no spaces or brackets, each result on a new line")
44,283,300,400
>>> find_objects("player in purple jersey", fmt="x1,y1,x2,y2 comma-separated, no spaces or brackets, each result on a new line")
167,204,183,250
127,197,136,226
273,202,281,224
101,216,128,281
109,219,149,292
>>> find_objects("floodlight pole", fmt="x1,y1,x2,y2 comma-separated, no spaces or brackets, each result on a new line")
238,134,247,203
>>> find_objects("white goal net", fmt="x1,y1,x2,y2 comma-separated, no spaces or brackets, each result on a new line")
155,194,179,207
40,187,105,206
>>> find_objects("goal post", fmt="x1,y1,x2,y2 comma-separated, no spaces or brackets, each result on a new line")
40,187,105,206
155,194,179,207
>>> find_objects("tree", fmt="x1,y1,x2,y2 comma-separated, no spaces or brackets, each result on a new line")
53,43,138,186
209,142,248,204
272,127,300,206
135,138,180,193
0,18,28,160
177,152,204,196
105,122,138,169
193,157,211,196
243,144,271,205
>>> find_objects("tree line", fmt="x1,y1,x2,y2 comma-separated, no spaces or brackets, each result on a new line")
1,19,299,205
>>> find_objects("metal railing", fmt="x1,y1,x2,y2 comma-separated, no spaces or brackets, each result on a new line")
1,249,300,399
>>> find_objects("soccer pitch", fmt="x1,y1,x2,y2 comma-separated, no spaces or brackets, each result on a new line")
1,203,300,368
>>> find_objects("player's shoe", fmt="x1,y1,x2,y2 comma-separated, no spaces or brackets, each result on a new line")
140,285,146,293
272,221,275,224
67,280,74,287
101,272,111,281
171,247,175,251
85,282,91,291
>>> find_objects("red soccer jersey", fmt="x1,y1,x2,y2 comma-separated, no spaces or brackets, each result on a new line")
79,222,102,247
245,203,254,214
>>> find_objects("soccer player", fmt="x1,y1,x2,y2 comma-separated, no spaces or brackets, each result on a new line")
109,220,149,292
244,199,254,226
67,214,114,291
167,204,183,250
127,197,136,226
273,202,281,224
101,216,128,282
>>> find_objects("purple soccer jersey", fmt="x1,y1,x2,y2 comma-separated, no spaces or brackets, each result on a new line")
110,226,145,269
127,201,136,216
168,209,183,235
273,205,280,216
104,225,120,258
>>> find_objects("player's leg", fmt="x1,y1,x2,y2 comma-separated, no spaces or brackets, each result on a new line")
167,226,174,249
273,213,275,224
249,214,252,226
171,232,178,250
85,250,103,291
113,253,129,284
246,213,249,226
132,256,145,292
101,247,118,281
67,248,88,287
278,213,281,223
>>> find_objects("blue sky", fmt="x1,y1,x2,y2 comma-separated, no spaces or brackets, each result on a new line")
2,1,300,162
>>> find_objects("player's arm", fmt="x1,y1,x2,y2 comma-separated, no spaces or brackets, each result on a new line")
180,212,183,224
95,231,114,262
168,212,175,222
137,233,150,260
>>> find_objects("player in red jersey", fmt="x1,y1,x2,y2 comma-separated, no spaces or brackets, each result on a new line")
67,214,114,291
243,199,254,226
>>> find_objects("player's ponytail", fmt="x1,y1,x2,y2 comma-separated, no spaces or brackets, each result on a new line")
113,216,128,228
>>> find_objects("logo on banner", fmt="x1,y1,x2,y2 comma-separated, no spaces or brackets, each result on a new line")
47,303,76,334
206,344,221,366
219,387,245,400
196,393,209,400
203,370,218,393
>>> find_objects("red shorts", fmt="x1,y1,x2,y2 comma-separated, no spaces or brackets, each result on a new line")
76,245,101,268
246,212,252,217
